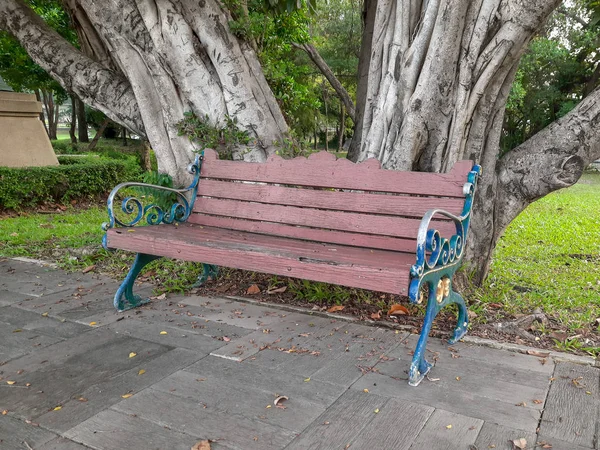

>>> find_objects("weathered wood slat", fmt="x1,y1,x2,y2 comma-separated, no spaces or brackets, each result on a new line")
196,179,465,217
133,225,415,270
187,214,418,252
191,197,457,239
201,149,473,197
107,226,411,294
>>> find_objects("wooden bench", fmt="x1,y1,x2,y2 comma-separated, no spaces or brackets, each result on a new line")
102,149,481,386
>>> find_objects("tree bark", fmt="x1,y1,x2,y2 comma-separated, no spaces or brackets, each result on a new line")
140,140,153,172
347,0,582,282
76,97,89,142
69,94,77,144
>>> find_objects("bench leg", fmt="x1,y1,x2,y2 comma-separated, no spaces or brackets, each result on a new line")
408,282,437,386
408,276,469,386
448,289,469,344
192,264,219,288
114,253,161,312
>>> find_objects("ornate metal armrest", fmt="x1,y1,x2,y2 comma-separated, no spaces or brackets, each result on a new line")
408,165,481,303
102,154,202,237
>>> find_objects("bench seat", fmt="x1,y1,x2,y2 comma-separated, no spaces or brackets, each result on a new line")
106,223,416,294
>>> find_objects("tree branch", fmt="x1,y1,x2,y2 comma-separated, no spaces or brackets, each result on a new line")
497,85,600,229
293,42,356,122
0,0,144,136
556,6,589,28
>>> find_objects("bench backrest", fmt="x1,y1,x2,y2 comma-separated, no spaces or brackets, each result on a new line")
189,150,473,253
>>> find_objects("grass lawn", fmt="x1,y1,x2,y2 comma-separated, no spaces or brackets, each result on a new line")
1,171,599,354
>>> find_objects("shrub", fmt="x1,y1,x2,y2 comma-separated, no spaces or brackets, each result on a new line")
0,157,142,210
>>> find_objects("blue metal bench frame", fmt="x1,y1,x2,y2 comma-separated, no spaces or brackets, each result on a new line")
102,151,481,386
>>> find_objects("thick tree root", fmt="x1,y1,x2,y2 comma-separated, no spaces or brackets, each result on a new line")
489,309,548,342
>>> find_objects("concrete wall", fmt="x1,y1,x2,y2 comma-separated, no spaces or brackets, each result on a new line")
0,91,59,167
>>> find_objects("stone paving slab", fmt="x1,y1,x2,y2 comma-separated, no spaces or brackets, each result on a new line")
36,348,208,434
0,326,64,363
37,437,93,450
64,409,200,450
472,422,537,450
0,289,37,307
0,414,57,450
537,362,600,448
0,305,90,340
1,259,599,450
0,329,172,419
111,388,296,450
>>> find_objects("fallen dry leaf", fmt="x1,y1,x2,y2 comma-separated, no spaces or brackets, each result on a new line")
121,393,133,399
160,331,168,335
1,410,7,415
327,305,345,313
6,381,16,385
446,424,452,429
41,312,49,317
370,311,381,320
129,352,137,358
274,395,288,408
222,336,231,342
304,377,311,382
12,329,22,333
77,397,88,402
53,406,62,411
512,438,527,449
82,265,96,274
138,369,146,375
89,322,97,326
388,304,410,316
267,286,287,294
373,408,379,414
363,389,369,393
156,293,167,300
191,440,211,450
246,284,260,295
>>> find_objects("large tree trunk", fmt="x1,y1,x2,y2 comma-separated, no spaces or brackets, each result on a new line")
0,0,288,185
35,89,49,136
76,97,89,142
42,89,58,140
69,94,77,144
347,0,600,283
